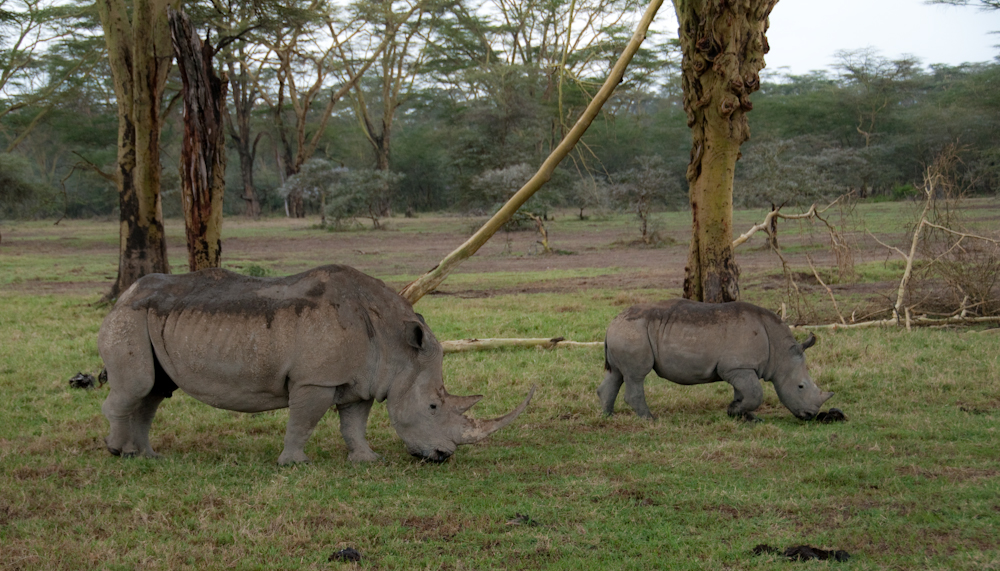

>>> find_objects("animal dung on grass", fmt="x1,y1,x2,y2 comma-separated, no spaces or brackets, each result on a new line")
67,372,99,390
813,408,847,422
328,547,362,562
752,543,851,562
97,265,533,465
599,299,834,421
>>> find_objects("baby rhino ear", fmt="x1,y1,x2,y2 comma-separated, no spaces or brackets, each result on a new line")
405,320,425,350
800,333,817,351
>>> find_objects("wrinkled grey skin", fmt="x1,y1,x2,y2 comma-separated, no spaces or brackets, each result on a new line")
599,299,833,421
98,265,533,464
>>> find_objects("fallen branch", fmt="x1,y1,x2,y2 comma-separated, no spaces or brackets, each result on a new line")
798,314,1000,330
442,337,603,353
398,0,664,305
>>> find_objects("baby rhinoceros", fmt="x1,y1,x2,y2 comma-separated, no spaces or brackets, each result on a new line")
599,299,833,421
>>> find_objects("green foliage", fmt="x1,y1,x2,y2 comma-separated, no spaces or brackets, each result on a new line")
610,155,679,244
891,183,919,200
327,168,405,230
0,152,40,207
241,263,271,277
735,135,869,207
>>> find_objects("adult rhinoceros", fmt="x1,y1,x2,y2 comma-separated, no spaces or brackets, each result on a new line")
98,265,533,464
599,299,833,421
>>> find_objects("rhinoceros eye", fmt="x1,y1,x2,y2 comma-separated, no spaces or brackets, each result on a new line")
429,403,437,410
798,384,804,389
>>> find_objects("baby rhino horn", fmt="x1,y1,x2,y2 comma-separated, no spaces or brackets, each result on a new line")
454,386,536,445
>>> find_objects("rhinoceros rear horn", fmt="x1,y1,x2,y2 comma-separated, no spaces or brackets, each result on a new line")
454,386,535,445
446,393,483,414
801,333,817,350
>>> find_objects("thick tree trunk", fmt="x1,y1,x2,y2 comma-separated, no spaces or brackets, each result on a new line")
675,0,776,303
169,7,228,272
99,0,177,300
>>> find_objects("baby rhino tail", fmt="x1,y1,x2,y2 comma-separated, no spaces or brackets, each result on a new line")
603,336,611,371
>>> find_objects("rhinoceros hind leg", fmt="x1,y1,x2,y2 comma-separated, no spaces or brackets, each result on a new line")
102,380,156,457
338,399,380,462
278,385,337,465
724,370,763,420
597,367,624,416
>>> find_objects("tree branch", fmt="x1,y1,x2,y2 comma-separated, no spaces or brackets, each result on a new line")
399,0,665,304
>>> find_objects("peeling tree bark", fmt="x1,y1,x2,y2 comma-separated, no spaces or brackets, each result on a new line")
99,0,178,300
675,0,777,303
169,7,228,272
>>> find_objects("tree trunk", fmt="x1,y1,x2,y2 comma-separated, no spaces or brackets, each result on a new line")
675,0,776,303
169,7,228,272
273,74,305,218
98,0,177,300
227,59,260,218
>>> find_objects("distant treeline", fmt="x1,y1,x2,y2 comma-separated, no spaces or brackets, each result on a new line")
0,0,996,220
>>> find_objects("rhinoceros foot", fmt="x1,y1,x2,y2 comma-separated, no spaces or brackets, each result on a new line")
105,437,161,459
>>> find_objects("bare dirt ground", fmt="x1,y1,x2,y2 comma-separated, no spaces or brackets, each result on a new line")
0,214,803,296
3,199,999,320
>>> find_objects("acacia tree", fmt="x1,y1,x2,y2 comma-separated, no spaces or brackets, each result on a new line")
674,0,776,303
342,0,431,172
250,0,409,217
424,0,643,172
835,48,917,149
98,0,180,299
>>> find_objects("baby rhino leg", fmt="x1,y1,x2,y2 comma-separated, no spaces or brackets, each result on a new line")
724,369,764,422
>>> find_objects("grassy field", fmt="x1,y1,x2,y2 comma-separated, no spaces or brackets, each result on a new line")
1,203,999,570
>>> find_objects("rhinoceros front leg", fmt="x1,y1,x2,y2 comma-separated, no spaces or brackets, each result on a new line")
278,385,337,465
723,369,764,422
337,399,380,462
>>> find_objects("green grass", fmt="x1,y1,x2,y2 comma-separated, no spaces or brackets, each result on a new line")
1,204,999,569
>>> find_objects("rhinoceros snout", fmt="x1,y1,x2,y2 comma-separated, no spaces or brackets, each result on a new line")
799,411,816,421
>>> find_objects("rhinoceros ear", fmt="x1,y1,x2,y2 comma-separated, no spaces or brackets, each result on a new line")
800,333,817,351
405,320,425,350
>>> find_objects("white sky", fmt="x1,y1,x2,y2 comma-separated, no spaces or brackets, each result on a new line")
657,0,1000,76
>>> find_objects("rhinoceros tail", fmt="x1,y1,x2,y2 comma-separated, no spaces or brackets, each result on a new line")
603,336,611,372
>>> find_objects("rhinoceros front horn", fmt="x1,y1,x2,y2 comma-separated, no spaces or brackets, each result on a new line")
454,386,535,445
